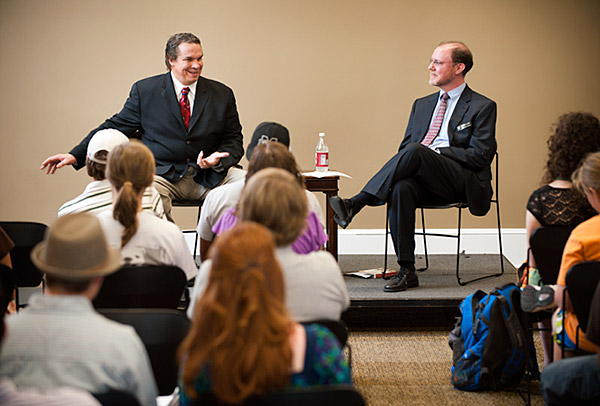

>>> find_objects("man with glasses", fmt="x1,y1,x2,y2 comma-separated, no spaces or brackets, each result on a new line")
330,41,497,292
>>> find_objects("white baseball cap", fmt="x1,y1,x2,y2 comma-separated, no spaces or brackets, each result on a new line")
87,129,129,164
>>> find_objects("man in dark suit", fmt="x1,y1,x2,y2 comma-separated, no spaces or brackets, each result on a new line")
41,33,244,220
330,41,497,292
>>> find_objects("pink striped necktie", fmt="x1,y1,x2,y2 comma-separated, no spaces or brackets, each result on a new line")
421,92,449,146
180,87,191,130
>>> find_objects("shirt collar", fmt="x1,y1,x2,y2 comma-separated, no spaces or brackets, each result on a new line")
170,71,197,98
441,82,466,101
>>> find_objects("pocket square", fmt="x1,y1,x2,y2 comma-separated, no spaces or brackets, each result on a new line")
456,122,472,131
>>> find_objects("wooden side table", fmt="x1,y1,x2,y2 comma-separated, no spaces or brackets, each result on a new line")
304,175,339,260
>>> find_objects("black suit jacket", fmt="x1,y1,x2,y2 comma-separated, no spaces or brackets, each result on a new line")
70,73,244,188
399,85,497,215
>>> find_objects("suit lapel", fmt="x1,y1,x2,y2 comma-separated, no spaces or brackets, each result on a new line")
447,85,472,143
161,73,188,132
189,78,209,132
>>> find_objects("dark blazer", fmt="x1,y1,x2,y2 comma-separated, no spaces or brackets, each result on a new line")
70,73,244,188
399,85,497,216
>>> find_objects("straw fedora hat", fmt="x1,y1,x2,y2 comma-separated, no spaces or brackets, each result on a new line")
31,213,121,279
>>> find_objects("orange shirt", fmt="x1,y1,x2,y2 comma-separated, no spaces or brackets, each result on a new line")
557,214,600,352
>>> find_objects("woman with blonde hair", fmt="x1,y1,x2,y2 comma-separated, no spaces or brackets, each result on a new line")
178,222,350,405
188,167,349,322
97,140,197,279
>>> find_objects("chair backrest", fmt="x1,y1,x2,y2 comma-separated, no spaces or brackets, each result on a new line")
565,261,600,333
187,385,365,406
0,221,47,287
301,319,349,347
98,308,191,396
529,226,574,285
93,264,187,309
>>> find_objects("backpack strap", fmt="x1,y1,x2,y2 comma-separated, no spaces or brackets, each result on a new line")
494,292,528,387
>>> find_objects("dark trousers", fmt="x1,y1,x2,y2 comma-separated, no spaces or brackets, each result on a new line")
362,143,467,263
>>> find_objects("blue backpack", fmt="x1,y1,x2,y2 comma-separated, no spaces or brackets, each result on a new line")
448,283,529,391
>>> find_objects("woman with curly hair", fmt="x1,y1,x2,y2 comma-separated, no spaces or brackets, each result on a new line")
178,222,351,405
522,112,600,365
526,113,600,270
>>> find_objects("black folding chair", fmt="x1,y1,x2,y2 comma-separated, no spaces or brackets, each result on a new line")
99,308,191,396
384,152,503,285
528,226,574,285
0,221,47,307
561,261,600,357
172,199,203,262
93,264,187,309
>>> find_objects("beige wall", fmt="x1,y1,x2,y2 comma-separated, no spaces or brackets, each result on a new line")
1,0,599,231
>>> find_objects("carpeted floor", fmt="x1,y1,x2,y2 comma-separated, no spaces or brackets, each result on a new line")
338,255,543,405
348,328,544,406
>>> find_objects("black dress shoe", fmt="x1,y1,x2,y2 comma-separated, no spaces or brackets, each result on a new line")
384,267,419,292
330,196,354,229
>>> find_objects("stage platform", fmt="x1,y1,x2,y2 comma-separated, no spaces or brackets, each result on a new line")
338,254,517,329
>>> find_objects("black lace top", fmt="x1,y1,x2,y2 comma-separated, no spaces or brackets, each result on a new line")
527,185,597,227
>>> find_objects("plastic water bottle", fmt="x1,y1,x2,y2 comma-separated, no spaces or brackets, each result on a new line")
315,132,329,172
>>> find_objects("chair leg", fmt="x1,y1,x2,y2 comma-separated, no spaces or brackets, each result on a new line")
455,208,462,284
457,202,504,285
496,198,505,276
417,208,429,272
383,208,389,277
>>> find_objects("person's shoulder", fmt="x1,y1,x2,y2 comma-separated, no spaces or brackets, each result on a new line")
197,76,235,93
414,91,439,103
205,179,245,200
303,250,340,269
574,214,600,233
464,85,496,105
133,72,170,89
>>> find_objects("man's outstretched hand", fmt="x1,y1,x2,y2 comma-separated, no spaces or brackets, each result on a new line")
197,151,229,169
40,153,76,175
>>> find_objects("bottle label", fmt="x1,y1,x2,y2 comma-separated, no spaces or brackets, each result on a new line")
316,152,329,167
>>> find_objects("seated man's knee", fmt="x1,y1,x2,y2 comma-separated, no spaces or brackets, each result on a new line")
390,179,419,201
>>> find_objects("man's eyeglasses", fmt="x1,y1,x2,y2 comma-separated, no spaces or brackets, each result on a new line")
429,59,456,67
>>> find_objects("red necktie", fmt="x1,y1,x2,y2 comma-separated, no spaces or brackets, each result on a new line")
180,87,191,130
421,93,449,146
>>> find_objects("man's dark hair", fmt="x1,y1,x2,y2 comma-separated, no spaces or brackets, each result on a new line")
165,33,201,70
85,150,108,180
440,41,473,76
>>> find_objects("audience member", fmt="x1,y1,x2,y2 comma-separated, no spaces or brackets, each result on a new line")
58,129,165,218
520,112,600,365
97,140,197,280
179,222,351,405
189,168,349,322
207,142,326,258
198,122,324,260
522,112,600,280
522,151,600,361
41,33,245,220
0,280,102,405
541,281,600,405
0,213,157,405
